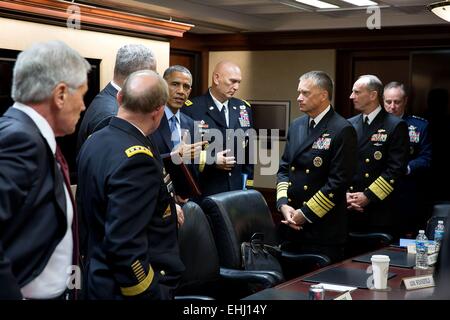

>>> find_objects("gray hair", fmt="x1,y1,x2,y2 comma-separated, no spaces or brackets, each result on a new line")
114,44,156,81
299,71,334,100
357,75,384,102
121,70,168,114
163,65,192,82
11,41,90,104
384,81,408,97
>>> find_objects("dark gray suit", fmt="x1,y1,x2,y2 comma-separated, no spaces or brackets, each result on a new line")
77,82,118,152
151,112,199,199
0,107,67,299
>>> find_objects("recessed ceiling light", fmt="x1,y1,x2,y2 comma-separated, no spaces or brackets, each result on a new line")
294,0,339,9
341,0,378,6
428,1,450,22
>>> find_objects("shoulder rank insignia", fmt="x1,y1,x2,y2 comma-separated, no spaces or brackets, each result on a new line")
125,145,153,158
184,99,193,106
412,115,427,122
242,99,251,107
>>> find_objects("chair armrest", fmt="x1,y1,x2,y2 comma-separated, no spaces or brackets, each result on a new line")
219,267,283,288
348,232,393,244
280,251,331,269
174,295,215,300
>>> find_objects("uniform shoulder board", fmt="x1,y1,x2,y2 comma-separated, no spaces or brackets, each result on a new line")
242,99,251,107
125,145,153,158
412,115,428,122
184,99,193,107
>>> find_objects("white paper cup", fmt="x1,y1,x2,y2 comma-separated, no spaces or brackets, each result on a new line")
371,254,390,289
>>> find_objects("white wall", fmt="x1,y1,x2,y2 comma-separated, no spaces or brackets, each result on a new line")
0,17,170,87
209,50,336,188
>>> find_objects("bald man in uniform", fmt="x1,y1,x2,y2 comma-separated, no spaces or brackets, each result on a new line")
77,70,184,300
182,61,254,197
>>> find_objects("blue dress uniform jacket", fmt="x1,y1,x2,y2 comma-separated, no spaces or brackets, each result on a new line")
77,82,118,152
276,108,357,246
77,117,184,299
151,112,199,199
404,115,432,174
391,115,432,234
348,108,409,231
0,108,67,299
181,91,254,197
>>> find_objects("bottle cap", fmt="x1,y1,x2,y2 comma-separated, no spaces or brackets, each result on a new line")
419,230,425,233
438,220,444,224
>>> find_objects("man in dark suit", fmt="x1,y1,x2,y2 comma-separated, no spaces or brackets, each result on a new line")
151,65,205,204
383,82,432,236
276,71,357,262
77,70,184,300
182,61,255,197
347,75,409,237
0,41,90,299
76,44,156,152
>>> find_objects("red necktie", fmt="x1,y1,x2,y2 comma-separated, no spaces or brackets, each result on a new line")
55,145,79,299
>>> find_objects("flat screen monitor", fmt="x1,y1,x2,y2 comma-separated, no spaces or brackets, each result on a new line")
247,100,290,140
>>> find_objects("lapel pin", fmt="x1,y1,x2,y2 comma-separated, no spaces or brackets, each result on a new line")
209,106,214,110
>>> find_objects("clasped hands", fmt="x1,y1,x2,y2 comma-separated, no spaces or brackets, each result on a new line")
346,192,369,212
280,204,306,231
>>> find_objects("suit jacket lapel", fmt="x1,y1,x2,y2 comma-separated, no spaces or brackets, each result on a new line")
159,116,173,150
180,113,193,142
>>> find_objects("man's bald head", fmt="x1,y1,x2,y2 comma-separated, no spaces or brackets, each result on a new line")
120,70,168,114
211,60,242,103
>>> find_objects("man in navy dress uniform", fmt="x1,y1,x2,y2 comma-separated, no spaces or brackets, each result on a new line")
77,70,184,300
0,41,90,299
276,71,357,262
347,75,409,237
181,61,254,197
383,81,432,236
151,65,205,204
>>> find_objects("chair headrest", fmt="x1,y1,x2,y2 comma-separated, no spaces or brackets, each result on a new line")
201,190,277,269
178,201,220,286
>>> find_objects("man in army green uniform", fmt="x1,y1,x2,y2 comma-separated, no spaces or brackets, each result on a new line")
181,61,254,197
77,70,184,299
347,75,409,237
276,71,357,262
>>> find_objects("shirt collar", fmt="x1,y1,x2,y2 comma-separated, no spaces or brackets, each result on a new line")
110,80,121,92
364,105,382,125
12,102,56,154
164,106,180,123
209,89,228,111
311,105,331,126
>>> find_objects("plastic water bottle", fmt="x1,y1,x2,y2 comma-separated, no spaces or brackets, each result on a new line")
415,230,428,269
434,220,445,252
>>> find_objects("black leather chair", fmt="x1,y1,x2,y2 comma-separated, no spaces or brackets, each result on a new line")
175,201,282,299
201,190,330,281
425,202,450,239
346,232,393,258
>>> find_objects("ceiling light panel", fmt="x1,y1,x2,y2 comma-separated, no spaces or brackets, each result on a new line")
340,0,378,6
294,0,340,9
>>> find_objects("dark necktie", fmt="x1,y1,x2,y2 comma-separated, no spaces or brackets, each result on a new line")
308,119,315,135
169,115,180,148
55,145,79,299
221,105,228,127
363,116,369,133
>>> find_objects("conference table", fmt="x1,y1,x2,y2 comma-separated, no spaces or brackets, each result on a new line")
244,246,436,300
